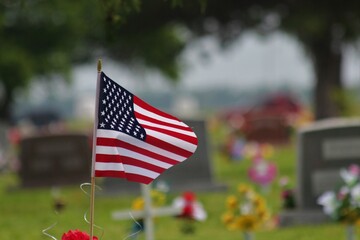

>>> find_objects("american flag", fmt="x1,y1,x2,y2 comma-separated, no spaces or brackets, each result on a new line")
94,72,198,184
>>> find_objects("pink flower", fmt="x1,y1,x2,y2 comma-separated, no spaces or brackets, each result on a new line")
61,230,98,240
248,159,277,186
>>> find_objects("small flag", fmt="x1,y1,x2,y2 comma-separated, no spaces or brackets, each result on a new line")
94,72,198,184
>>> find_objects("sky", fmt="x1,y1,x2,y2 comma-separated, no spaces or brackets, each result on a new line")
25,30,360,110
72,31,360,94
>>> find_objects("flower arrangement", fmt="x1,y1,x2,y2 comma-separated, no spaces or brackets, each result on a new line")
248,157,277,192
317,164,360,224
62,230,98,240
222,184,271,240
172,191,207,234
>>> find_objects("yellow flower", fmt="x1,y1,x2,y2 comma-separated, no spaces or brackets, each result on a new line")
151,190,166,206
222,212,235,225
226,195,238,210
238,184,251,195
235,215,259,231
131,197,144,210
256,206,270,221
252,195,266,209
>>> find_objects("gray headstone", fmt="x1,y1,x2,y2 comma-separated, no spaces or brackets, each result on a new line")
100,119,227,195
19,133,91,188
297,118,360,209
279,118,360,226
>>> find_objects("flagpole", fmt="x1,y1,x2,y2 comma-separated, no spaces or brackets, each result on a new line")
89,59,102,240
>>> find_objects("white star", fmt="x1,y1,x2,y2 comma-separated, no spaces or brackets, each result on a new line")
100,123,105,128
101,111,105,116
103,88,107,93
140,134,144,139
102,100,106,104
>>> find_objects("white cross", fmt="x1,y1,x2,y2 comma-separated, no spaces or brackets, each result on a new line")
112,184,182,240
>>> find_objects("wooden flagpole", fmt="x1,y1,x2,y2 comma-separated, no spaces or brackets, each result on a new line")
89,59,102,240
141,184,154,240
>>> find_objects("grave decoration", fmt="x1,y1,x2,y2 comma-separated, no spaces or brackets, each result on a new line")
42,61,198,240
172,191,207,234
248,157,277,193
278,177,296,210
129,189,167,236
279,118,360,227
222,184,271,240
317,164,360,240
61,230,98,240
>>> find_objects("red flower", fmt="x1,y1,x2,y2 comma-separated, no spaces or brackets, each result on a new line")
62,230,98,240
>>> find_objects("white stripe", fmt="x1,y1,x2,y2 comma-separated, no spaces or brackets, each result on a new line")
137,119,196,137
146,129,197,153
134,103,188,128
96,129,185,161
95,162,124,171
95,145,173,169
95,162,159,179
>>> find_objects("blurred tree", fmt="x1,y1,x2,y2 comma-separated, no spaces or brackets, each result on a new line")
109,0,360,119
0,0,186,123
2,0,359,123
0,0,103,122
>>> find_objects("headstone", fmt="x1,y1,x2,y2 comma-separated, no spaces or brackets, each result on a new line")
279,118,360,226
19,133,91,188
100,119,227,195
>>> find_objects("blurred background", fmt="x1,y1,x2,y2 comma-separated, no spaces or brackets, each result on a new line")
1,0,360,239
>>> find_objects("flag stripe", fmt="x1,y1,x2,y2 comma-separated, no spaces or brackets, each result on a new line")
134,102,187,128
134,96,182,123
145,135,195,159
141,124,198,145
145,129,197,153
137,118,195,137
135,111,192,132
95,162,160,178
95,170,153,184
96,129,189,161
96,137,180,165
96,154,166,173
96,144,174,169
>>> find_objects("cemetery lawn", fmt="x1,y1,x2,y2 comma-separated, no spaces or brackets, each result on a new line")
0,143,355,240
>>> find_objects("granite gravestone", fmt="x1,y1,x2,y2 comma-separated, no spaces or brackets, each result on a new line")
100,119,227,194
280,118,360,226
19,133,91,188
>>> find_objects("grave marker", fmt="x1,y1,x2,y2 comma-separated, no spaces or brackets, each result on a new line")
279,118,360,226
19,133,91,188
112,184,181,240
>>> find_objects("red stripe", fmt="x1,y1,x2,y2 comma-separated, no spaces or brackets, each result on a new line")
96,154,166,173
135,111,192,131
124,173,153,184
95,171,153,184
142,124,198,145
146,135,194,158
95,170,126,178
134,96,179,121
96,137,180,164
96,153,123,163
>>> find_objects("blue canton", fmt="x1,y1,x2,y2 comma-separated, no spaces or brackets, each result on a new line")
98,72,147,141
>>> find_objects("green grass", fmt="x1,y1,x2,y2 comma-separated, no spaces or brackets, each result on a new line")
0,134,357,240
